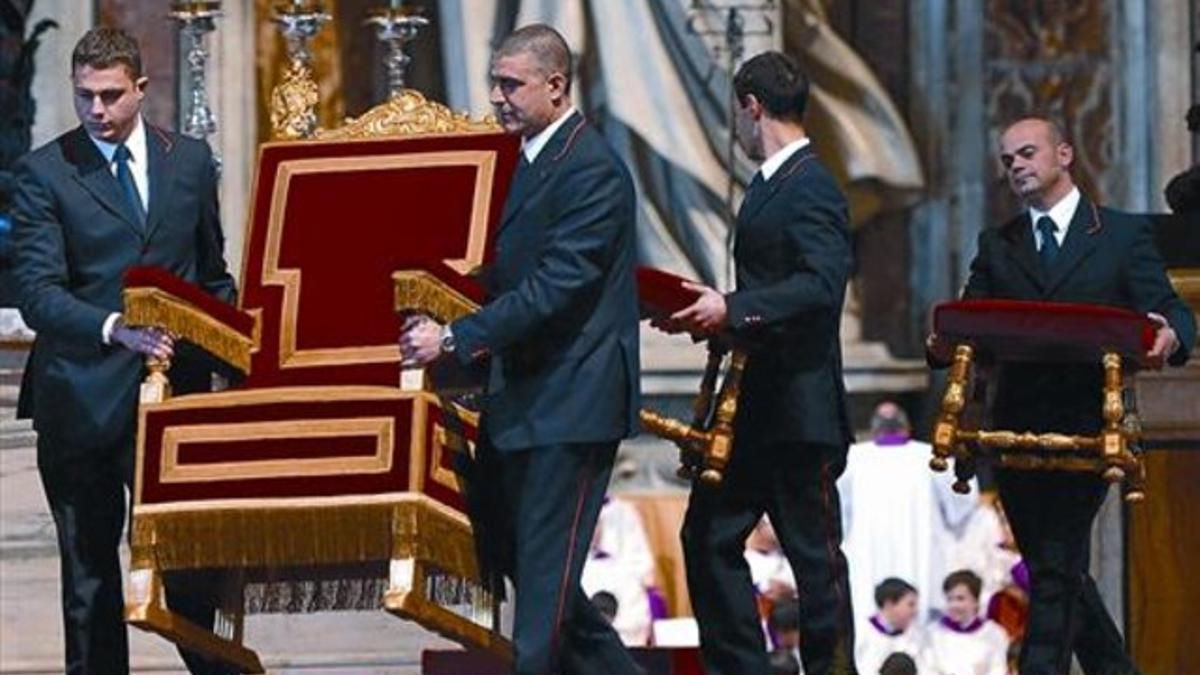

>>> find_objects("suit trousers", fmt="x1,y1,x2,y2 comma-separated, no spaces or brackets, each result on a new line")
995,468,1139,675
486,440,640,675
682,439,856,675
37,435,233,675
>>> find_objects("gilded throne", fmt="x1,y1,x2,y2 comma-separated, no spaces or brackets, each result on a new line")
119,90,520,672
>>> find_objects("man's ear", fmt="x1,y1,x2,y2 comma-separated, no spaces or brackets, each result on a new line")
135,76,149,97
1057,142,1074,169
547,71,568,103
743,94,763,120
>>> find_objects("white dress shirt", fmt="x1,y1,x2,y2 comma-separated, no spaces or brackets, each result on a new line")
522,106,578,164
1028,186,1080,251
90,116,150,344
759,136,812,181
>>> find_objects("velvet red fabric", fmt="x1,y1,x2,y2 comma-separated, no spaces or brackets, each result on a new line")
240,134,519,389
933,299,1155,363
123,266,255,335
636,266,702,318
139,396,417,504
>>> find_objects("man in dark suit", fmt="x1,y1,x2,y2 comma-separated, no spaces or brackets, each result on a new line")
11,28,236,675
665,52,857,675
399,24,641,675
928,117,1195,675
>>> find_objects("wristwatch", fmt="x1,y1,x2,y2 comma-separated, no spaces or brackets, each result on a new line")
439,325,456,354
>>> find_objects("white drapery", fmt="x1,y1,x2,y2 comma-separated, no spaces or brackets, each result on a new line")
438,0,924,287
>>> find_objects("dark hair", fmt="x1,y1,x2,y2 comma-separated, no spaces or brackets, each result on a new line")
943,569,983,599
880,652,918,675
496,23,573,95
768,648,801,675
72,27,142,78
733,51,809,122
874,577,918,609
590,590,618,620
769,598,801,633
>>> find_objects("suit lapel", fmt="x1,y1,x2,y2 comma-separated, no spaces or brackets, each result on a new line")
1000,214,1044,292
737,145,815,226
1044,196,1101,296
66,127,143,238
144,125,177,240
498,111,586,234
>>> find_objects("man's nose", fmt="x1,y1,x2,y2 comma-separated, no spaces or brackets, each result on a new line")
89,95,105,118
488,85,505,106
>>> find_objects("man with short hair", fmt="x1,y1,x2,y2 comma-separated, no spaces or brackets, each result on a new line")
928,117,1195,675
926,571,1009,675
399,23,641,675
663,50,856,675
855,578,927,675
12,27,236,674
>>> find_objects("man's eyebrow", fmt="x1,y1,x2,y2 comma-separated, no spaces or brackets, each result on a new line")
75,87,124,96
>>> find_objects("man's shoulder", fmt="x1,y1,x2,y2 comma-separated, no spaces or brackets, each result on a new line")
782,151,845,203
19,127,85,173
146,124,212,163
557,122,631,186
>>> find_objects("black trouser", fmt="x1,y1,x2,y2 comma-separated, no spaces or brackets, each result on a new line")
996,468,1140,675
485,439,640,675
37,435,233,675
682,440,856,675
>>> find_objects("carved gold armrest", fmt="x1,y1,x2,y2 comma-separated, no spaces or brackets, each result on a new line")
392,270,482,391
123,286,257,404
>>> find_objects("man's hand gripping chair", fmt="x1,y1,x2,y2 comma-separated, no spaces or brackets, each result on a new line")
119,92,520,672
635,267,748,484
930,299,1154,502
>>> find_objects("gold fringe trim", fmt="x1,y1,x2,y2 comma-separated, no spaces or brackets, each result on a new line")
130,495,478,580
124,287,256,374
392,271,479,324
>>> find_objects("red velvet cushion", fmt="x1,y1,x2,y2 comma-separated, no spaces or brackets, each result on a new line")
124,266,255,337
637,266,702,318
934,299,1155,363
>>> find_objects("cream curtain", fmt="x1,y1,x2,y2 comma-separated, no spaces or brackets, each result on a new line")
438,0,924,287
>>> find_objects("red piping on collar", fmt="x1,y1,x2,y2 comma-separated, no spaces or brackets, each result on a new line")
549,117,588,163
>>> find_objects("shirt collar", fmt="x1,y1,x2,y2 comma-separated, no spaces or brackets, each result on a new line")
89,115,148,167
522,106,577,164
869,615,903,637
760,136,811,181
1029,186,1081,235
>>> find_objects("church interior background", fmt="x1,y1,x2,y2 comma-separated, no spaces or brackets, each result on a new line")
1,0,1197,672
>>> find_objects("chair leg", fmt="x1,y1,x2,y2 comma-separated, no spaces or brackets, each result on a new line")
125,566,264,674
1120,384,1147,503
1099,353,1128,485
932,344,974,475
700,350,748,485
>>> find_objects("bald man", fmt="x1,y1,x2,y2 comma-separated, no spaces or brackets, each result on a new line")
928,117,1194,675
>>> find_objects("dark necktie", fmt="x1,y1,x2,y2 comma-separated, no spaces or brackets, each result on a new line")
745,171,765,202
740,171,766,217
114,144,147,228
1036,215,1059,271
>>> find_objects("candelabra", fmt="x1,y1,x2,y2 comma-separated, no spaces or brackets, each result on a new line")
170,1,221,143
270,0,332,139
687,0,777,288
367,0,430,99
